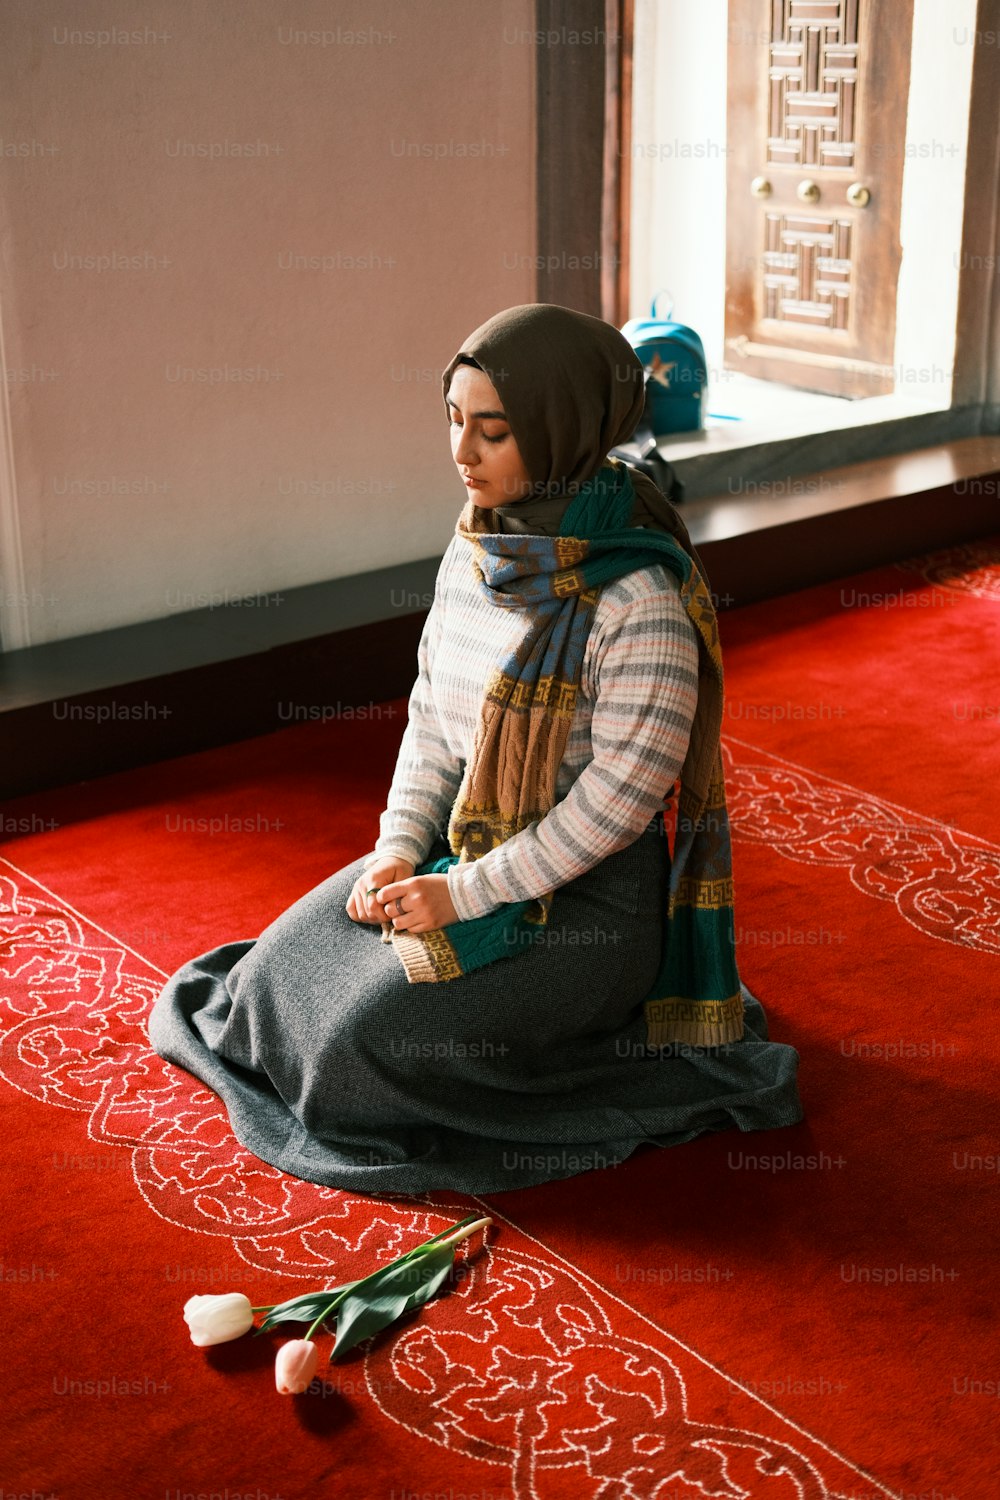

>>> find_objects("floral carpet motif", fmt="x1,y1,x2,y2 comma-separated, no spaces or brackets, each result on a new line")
722,739,1000,956
894,538,1000,601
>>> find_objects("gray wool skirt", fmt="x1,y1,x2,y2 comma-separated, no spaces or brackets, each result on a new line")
147,820,802,1195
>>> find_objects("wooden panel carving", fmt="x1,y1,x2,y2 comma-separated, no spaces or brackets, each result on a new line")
768,0,860,169
726,0,914,398
762,212,852,328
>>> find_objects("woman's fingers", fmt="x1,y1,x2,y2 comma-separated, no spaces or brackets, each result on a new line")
348,860,417,921
346,874,388,924
376,881,419,909
345,865,421,925
364,871,391,916
373,880,419,930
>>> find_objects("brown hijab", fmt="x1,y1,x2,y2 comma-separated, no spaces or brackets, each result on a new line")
441,302,708,576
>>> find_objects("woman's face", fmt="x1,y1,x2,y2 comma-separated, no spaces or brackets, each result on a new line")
445,363,534,509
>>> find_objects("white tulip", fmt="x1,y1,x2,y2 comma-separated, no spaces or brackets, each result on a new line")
183,1292,254,1347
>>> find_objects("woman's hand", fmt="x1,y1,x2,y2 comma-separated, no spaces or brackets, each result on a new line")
346,857,415,925
375,873,460,934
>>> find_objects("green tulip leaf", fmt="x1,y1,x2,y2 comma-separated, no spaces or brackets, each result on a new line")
331,1243,457,1360
255,1284,358,1334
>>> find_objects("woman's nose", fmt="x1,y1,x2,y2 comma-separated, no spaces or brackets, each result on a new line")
454,428,478,466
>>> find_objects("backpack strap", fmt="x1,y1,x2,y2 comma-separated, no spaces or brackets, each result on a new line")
608,370,686,505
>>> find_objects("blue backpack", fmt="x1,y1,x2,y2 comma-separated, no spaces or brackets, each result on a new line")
620,292,707,435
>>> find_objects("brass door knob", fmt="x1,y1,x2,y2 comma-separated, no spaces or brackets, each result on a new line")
797,179,821,203
847,182,871,207
750,176,772,198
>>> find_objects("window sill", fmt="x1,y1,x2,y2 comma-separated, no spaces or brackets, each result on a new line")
657,371,975,507
681,434,1000,548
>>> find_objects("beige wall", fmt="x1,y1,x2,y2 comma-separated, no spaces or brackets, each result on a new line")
0,0,536,648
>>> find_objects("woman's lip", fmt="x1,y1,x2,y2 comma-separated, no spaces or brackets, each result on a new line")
462,476,486,487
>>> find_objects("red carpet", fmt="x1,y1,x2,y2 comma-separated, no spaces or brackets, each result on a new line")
2,537,998,1499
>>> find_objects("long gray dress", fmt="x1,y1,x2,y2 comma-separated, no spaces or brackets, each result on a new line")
148,812,802,1195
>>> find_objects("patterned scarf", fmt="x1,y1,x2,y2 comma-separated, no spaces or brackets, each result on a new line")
382,455,744,1049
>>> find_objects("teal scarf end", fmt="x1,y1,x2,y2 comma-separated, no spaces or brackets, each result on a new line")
414,853,543,973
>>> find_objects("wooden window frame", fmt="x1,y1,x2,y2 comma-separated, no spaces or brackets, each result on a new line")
534,0,633,324
541,0,1000,423
953,0,1000,412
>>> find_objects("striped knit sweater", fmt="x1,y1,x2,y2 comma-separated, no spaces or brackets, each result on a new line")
362,529,701,922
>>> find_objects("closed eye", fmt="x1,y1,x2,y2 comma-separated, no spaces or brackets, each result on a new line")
449,417,509,445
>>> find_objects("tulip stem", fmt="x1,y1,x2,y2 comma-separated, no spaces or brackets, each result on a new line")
435,1216,492,1248
305,1306,335,1341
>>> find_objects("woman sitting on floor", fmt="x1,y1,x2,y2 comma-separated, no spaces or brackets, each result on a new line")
148,302,802,1195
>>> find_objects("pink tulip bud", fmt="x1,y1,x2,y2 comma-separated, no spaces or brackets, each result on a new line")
183,1293,254,1347
274,1338,319,1395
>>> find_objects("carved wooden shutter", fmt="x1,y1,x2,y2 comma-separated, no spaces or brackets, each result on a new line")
725,0,914,397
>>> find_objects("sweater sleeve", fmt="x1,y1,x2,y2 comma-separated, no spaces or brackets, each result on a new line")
444,578,700,920
361,559,464,874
